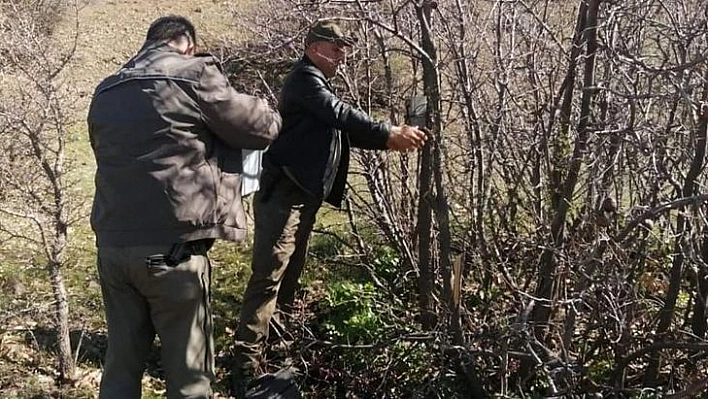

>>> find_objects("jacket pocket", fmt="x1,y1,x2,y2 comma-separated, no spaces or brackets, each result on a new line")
216,172,245,228
165,160,217,225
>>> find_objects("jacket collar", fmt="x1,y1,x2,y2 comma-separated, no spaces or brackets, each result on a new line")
139,41,182,55
123,43,182,69
300,55,333,90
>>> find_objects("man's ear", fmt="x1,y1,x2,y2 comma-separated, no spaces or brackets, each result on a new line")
177,35,195,55
306,42,320,54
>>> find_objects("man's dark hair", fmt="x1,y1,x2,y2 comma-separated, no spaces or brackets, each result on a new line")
145,15,196,45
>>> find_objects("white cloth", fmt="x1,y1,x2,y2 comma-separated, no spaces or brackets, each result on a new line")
241,149,264,197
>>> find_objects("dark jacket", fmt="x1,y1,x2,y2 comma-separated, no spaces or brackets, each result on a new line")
87,43,281,247
266,56,390,207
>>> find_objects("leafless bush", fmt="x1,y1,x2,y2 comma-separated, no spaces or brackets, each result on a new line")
0,0,79,382
224,0,708,396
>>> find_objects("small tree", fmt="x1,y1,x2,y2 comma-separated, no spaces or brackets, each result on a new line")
0,0,79,382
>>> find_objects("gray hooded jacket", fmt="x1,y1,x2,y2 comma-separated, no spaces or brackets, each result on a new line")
88,44,281,246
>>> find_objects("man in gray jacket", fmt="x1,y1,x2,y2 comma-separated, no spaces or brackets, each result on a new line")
87,15,281,399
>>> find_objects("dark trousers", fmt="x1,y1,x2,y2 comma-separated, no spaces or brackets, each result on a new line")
97,242,213,399
233,167,321,373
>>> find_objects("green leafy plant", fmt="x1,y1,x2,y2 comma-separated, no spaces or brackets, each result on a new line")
369,247,400,283
322,281,383,343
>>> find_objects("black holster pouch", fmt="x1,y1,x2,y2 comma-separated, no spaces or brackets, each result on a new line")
145,239,214,273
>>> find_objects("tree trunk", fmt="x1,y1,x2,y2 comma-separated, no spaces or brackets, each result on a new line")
547,1,589,210
531,0,601,340
48,133,74,381
49,258,74,381
415,0,438,330
416,0,453,315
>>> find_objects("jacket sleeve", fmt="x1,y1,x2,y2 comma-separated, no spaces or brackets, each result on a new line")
290,70,390,150
195,60,282,150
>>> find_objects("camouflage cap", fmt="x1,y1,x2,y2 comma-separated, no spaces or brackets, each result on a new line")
305,20,358,47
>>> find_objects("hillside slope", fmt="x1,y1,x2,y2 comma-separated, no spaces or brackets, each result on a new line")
58,0,251,117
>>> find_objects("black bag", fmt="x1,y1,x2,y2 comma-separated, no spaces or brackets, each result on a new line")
245,368,301,399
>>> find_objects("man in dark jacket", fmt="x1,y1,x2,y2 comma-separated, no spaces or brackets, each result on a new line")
232,19,426,394
87,15,281,399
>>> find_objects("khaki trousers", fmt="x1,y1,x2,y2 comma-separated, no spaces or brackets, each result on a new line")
233,168,321,373
97,243,213,399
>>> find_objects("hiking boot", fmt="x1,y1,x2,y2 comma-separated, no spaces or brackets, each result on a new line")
231,366,256,399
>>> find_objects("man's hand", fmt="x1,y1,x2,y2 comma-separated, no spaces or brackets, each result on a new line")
386,125,428,151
